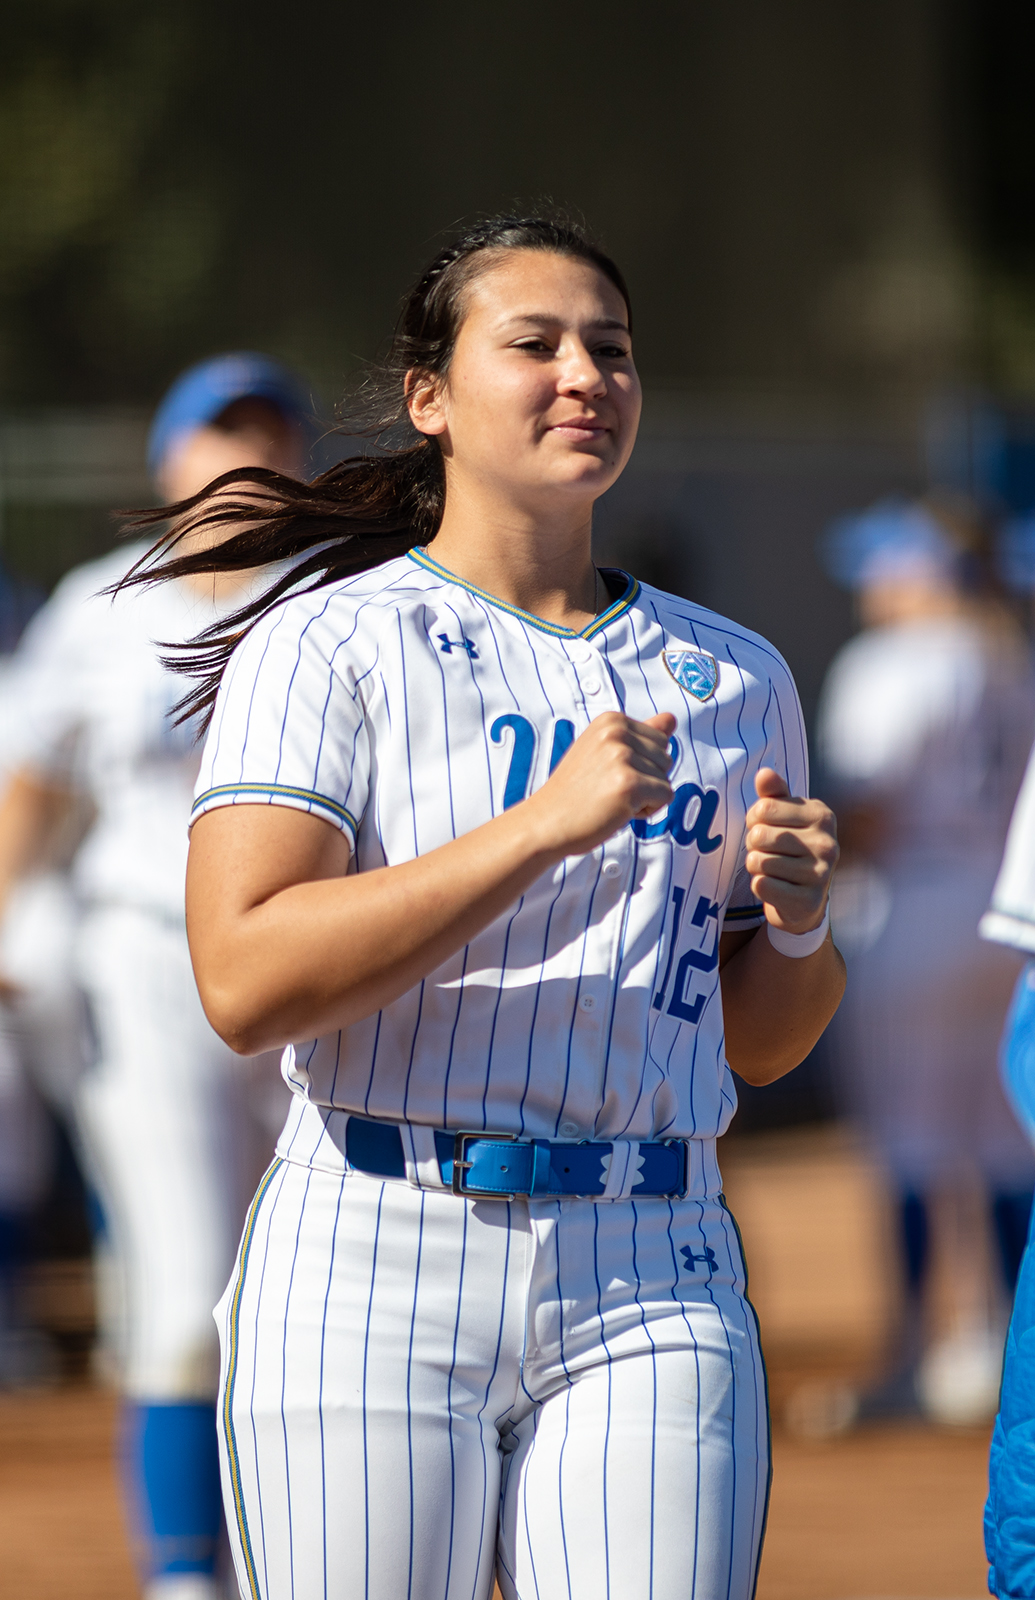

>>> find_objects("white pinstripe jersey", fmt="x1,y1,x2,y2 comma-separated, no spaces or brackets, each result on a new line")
6,544,238,922
194,550,808,1167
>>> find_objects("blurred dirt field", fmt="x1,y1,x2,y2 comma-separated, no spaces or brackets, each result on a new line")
0,1127,996,1598
0,1387,991,1599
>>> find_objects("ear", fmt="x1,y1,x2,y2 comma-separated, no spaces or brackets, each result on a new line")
406,368,448,438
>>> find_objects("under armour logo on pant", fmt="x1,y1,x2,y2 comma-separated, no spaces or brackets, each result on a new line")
680,1245,717,1274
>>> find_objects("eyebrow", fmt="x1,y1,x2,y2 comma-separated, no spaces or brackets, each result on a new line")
500,313,630,334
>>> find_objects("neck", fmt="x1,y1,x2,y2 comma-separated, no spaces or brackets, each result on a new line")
423,478,601,631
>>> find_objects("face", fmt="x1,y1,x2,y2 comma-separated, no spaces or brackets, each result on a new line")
858,572,959,628
408,250,641,511
158,397,306,504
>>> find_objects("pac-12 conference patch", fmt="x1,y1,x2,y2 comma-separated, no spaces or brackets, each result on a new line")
663,649,719,701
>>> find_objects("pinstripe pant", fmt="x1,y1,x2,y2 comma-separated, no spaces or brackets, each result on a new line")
217,1154,770,1600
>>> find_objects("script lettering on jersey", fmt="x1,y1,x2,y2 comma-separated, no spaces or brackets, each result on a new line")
438,632,479,658
490,714,575,810
653,892,722,1023
489,715,723,860
631,782,723,852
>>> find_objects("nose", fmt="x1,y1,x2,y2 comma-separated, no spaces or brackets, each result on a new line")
556,337,607,399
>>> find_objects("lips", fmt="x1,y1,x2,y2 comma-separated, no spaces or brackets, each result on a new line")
548,418,609,438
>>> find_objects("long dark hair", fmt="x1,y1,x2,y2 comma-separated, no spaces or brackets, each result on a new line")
120,213,632,728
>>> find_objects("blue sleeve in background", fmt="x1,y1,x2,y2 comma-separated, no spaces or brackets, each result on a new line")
988,964,1035,1598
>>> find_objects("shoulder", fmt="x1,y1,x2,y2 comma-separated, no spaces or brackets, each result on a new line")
49,542,149,608
15,542,151,663
631,579,799,696
224,553,429,683
826,618,986,706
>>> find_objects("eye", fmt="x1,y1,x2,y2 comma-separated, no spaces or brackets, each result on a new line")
594,342,631,360
512,337,555,354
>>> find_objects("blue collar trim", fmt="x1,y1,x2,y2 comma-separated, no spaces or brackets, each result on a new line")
407,548,639,640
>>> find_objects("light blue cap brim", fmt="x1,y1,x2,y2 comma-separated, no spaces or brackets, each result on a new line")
147,351,313,478
819,498,956,589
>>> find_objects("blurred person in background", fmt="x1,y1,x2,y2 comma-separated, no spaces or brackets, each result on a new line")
0,353,310,1600
817,495,1035,1426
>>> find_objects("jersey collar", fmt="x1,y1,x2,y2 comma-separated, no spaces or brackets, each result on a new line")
407,548,640,640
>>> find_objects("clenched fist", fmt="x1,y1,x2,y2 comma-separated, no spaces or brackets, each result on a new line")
744,768,838,934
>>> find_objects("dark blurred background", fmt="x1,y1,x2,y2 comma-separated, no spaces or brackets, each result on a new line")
4,2,1035,693
3,0,1035,1141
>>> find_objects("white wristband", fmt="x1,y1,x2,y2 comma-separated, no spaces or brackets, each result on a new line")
766,904,830,959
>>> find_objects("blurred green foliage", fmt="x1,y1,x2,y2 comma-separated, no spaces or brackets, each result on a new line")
0,0,1033,406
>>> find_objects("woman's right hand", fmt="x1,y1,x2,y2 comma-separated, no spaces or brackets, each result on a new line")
522,710,676,860
187,709,678,1053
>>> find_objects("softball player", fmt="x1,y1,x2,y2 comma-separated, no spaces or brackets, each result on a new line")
136,217,843,1600
819,497,1035,1423
0,354,310,1598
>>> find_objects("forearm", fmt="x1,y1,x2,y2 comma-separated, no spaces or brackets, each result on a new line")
0,769,71,913
719,925,845,1085
187,804,562,1053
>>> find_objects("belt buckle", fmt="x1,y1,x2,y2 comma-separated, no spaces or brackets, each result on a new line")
665,1138,691,1199
452,1130,519,1199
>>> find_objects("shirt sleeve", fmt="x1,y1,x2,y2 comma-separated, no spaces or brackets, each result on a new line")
724,650,810,931
982,736,1035,953
192,598,372,851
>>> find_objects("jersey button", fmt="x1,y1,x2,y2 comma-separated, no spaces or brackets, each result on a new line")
584,679,602,695
601,860,622,879
559,1121,580,1138
579,994,596,1012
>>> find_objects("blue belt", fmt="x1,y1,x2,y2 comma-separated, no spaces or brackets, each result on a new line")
343,1116,689,1200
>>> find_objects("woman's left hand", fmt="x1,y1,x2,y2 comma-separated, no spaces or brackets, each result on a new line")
743,768,839,933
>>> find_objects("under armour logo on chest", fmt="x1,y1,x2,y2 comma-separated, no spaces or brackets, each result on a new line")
438,633,478,658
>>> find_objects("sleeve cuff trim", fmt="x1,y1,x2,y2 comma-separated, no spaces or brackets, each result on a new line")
191,784,358,843
724,902,766,925
979,909,1035,955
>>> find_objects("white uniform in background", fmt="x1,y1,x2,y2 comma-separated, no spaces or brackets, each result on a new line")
819,613,1035,1189
5,544,289,1398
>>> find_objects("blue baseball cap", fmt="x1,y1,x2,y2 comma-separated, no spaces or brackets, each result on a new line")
147,351,313,478
819,498,958,590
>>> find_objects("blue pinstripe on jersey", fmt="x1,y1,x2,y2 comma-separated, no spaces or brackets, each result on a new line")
197,555,808,1174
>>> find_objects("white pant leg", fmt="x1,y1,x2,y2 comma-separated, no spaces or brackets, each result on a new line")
218,1161,768,1600
76,905,288,1398
499,1195,769,1600
217,1161,527,1600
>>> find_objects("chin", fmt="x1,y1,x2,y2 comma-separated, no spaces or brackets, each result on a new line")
552,458,621,496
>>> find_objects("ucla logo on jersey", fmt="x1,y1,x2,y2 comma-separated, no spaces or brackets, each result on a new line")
664,649,719,702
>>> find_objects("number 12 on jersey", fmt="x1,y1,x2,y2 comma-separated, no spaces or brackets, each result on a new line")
653,889,721,1023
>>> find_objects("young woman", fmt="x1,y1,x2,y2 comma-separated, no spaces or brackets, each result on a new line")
135,217,843,1600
